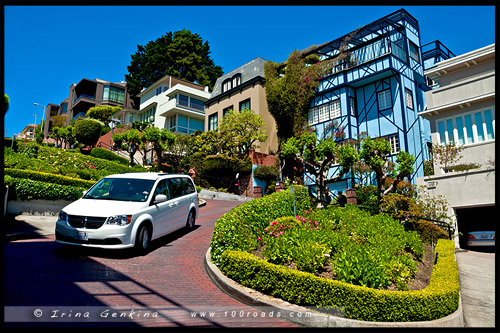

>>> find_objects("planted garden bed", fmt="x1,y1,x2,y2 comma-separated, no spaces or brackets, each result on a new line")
210,187,459,322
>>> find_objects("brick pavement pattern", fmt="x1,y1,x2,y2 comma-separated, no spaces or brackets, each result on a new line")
4,200,299,327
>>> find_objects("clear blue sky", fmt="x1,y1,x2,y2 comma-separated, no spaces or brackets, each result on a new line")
3,5,496,138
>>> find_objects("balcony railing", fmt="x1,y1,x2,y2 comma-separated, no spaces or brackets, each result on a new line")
330,37,407,75
73,94,96,104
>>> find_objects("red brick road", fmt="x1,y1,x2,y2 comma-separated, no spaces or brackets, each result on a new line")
4,200,300,327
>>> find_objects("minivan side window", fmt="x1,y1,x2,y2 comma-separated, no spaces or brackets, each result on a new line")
153,179,171,200
183,177,195,194
168,178,184,199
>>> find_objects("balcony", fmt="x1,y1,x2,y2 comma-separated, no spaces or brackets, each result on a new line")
159,98,205,119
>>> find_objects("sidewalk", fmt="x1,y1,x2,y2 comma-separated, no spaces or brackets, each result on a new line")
455,249,496,327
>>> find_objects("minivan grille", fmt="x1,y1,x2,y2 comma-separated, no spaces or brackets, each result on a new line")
67,215,107,229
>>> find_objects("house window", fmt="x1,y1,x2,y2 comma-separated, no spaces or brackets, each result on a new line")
222,79,231,93
223,106,233,117
232,74,241,88
239,99,251,111
103,86,125,104
318,104,329,123
387,134,399,154
177,94,189,107
408,41,420,62
330,99,341,119
377,89,392,110
349,97,356,116
308,107,318,125
208,113,218,131
307,99,341,125
405,88,414,110
437,108,495,145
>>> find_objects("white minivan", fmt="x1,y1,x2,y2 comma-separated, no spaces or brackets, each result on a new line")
55,173,199,254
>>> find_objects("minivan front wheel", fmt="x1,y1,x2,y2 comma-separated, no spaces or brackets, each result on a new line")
186,210,195,230
135,223,151,255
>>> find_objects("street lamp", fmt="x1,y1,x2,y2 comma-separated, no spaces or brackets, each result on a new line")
33,103,46,139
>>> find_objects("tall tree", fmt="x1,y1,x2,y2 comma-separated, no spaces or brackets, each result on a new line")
125,29,223,97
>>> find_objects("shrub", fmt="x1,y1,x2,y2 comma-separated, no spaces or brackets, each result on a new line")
210,186,312,265
73,118,104,147
90,147,129,165
253,165,280,182
405,219,449,244
8,178,87,201
201,154,252,189
5,168,95,188
218,239,459,322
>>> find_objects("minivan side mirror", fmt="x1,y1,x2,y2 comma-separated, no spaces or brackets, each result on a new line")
154,194,168,204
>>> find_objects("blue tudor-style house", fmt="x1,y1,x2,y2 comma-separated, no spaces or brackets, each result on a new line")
302,8,454,194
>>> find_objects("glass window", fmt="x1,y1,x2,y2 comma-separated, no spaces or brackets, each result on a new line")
178,94,189,107
223,106,233,117
474,112,485,142
232,74,241,88
388,135,399,154
349,97,356,116
318,104,329,123
103,86,125,104
190,118,204,131
483,110,495,140
408,41,420,62
167,178,184,199
330,100,341,119
438,121,446,145
446,119,455,143
464,114,474,144
183,177,195,194
377,90,392,110
455,117,465,145
308,107,318,125
190,98,204,111
178,115,188,127
405,88,414,109
208,113,218,131
239,99,251,111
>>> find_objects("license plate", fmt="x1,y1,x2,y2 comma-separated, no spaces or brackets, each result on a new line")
77,232,88,241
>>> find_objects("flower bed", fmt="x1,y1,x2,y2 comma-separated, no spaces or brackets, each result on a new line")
211,188,460,321
219,239,459,322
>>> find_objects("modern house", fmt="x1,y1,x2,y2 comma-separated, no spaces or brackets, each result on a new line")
116,75,210,134
16,124,38,141
43,78,138,140
416,43,495,248
205,57,279,155
302,8,454,195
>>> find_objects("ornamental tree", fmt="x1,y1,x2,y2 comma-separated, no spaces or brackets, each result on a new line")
218,108,268,157
125,29,223,97
86,105,122,123
281,121,358,205
359,136,416,206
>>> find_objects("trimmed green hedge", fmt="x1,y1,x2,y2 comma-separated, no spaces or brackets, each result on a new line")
90,147,129,166
5,168,95,188
6,177,87,201
218,239,460,322
210,186,312,265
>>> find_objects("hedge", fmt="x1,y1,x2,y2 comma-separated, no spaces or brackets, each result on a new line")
5,168,95,189
6,177,87,201
210,186,312,265
218,239,459,322
90,147,129,166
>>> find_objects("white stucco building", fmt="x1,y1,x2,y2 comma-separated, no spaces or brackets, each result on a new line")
417,44,495,248
116,75,211,133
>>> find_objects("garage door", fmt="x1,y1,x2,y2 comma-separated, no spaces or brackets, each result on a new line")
455,205,496,248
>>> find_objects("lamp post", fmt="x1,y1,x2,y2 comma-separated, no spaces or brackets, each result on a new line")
33,103,46,140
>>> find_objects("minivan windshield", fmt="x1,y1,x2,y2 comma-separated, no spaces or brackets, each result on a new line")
84,178,155,202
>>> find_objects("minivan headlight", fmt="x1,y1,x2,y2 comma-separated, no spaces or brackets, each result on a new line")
106,215,132,226
58,210,68,222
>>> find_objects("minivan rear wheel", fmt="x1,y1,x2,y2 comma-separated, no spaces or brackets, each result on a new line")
186,210,195,230
135,224,151,255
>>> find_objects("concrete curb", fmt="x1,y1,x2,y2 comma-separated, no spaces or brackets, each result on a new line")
199,189,253,202
204,248,465,327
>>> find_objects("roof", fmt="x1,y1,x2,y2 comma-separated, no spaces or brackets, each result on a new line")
105,173,191,180
209,57,267,100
